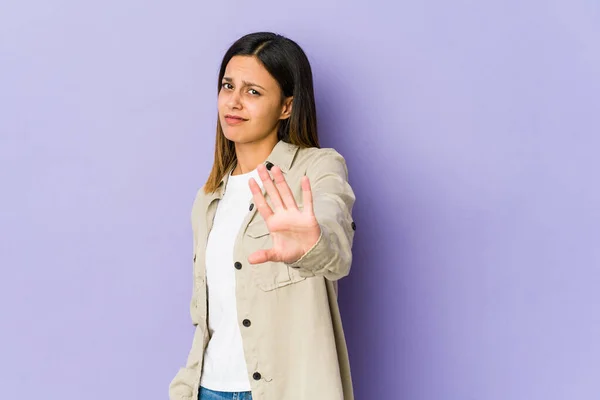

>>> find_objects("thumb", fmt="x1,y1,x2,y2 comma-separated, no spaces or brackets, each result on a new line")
248,248,276,265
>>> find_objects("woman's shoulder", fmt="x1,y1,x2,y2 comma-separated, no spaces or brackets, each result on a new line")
297,145,346,159
295,146,349,178
190,185,207,218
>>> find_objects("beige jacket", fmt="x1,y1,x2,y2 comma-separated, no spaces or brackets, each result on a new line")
169,140,356,400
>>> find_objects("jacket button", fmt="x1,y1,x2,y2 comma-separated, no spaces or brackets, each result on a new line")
249,203,254,211
193,254,196,262
253,372,261,380
234,262,242,270
265,162,274,171
351,221,356,231
242,319,251,327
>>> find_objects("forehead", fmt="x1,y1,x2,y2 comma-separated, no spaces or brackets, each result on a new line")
224,56,277,86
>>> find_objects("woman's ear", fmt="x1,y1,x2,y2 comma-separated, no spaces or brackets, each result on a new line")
279,96,293,120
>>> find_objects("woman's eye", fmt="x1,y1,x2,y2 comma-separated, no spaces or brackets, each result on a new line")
221,83,233,90
248,89,260,96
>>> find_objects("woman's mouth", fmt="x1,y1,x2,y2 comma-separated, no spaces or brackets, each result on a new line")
224,115,247,126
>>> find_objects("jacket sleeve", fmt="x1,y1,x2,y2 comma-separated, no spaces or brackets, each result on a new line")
168,188,206,400
286,149,356,280
188,187,204,326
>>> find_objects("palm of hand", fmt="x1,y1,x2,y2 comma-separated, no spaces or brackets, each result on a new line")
247,164,321,265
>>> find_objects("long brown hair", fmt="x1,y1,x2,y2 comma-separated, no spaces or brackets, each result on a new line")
203,32,320,194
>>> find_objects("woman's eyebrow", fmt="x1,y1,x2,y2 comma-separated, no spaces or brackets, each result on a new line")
223,76,266,91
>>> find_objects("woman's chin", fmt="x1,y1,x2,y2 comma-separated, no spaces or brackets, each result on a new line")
222,130,243,142
223,130,259,144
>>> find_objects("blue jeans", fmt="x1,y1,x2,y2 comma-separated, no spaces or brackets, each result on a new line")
198,386,253,400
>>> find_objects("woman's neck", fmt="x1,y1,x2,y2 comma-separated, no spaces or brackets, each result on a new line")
232,135,278,175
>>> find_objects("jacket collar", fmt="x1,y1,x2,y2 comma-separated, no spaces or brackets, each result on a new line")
208,140,300,201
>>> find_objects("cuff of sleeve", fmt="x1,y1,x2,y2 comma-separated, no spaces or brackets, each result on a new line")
169,367,197,400
286,224,328,272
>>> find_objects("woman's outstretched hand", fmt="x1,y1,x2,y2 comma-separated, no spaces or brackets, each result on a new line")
247,164,321,265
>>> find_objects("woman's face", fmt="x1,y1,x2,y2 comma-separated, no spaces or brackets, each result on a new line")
218,55,292,144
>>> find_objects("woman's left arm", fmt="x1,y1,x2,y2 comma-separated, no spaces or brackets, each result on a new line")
286,149,356,280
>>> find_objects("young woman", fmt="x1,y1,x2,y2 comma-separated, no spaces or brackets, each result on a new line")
169,32,357,400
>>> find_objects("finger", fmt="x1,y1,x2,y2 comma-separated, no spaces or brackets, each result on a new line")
301,176,315,216
271,166,298,211
248,248,277,265
257,164,285,210
249,177,273,220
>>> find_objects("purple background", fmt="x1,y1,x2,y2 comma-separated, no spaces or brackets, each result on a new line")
1,1,599,399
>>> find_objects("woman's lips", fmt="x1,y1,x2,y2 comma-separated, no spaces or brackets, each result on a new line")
224,115,247,125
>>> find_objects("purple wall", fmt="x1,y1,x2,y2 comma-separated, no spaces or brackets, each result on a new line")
1,1,599,399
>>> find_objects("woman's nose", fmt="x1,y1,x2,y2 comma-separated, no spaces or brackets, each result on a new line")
226,90,242,109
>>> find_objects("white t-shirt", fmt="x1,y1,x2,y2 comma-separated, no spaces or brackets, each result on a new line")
200,168,262,392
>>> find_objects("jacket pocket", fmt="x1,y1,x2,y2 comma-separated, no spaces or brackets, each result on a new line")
246,220,270,238
245,220,307,291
